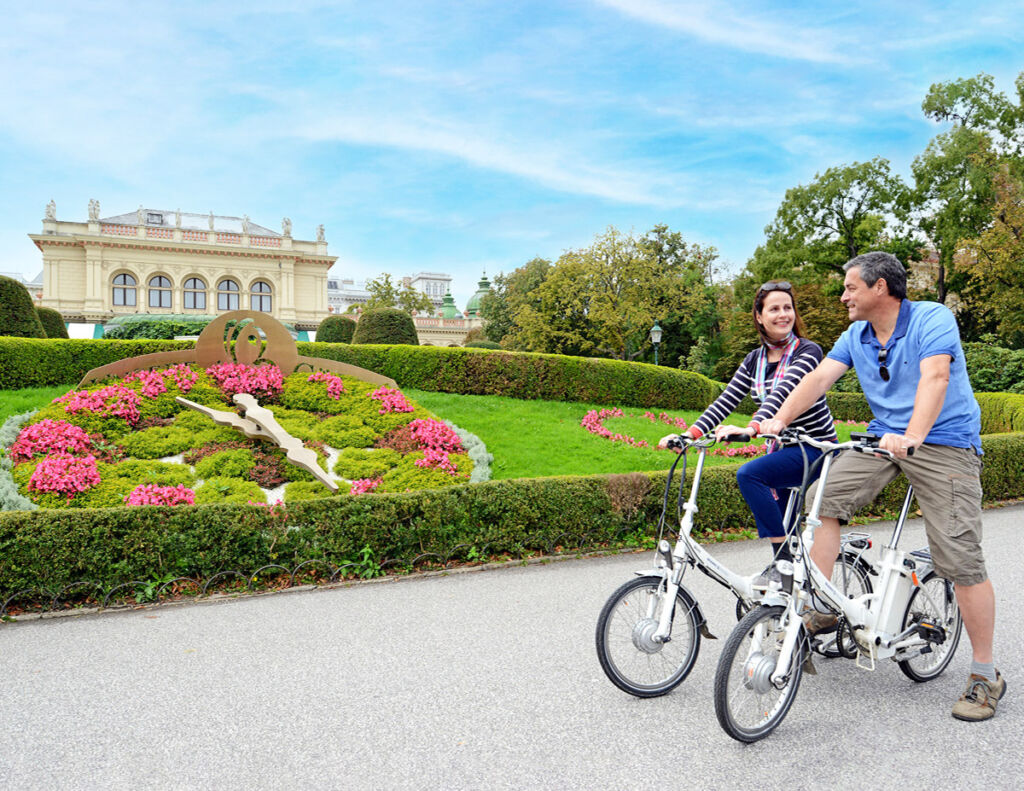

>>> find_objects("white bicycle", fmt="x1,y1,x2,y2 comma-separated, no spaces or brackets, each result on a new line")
713,431,963,742
595,436,874,698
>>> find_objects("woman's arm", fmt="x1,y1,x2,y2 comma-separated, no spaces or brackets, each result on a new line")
689,353,756,438
749,343,822,428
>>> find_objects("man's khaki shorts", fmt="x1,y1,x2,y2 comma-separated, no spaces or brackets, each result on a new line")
808,444,986,586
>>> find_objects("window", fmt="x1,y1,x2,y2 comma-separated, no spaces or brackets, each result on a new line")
147,212,163,225
250,280,272,312
148,276,172,309
183,277,206,310
112,273,137,307
217,279,240,310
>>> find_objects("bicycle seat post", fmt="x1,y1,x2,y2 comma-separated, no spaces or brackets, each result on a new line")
885,486,916,549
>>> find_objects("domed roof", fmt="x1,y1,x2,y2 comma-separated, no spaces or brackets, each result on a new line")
464,271,491,317
440,289,461,319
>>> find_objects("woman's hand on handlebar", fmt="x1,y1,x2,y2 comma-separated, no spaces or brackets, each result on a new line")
758,418,787,437
658,433,686,453
714,424,754,443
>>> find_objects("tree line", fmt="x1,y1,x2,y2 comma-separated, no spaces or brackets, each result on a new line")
479,71,1024,381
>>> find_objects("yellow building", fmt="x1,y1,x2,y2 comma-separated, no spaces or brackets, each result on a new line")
31,201,335,335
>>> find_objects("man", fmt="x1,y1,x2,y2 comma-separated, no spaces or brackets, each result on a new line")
759,251,1002,722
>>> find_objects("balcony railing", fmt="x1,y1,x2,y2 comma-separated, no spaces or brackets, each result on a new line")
96,223,285,248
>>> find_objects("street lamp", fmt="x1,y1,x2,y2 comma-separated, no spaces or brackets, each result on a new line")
649,321,663,366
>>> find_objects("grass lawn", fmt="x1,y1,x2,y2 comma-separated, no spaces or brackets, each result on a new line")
0,385,868,481
407,389,868,480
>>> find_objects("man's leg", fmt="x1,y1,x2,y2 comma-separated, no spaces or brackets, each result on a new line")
956,580,995,664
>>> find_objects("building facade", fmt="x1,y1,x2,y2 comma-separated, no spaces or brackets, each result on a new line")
31,201,335,332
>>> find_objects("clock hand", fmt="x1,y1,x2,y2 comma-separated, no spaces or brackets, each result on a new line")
233,394,339,492
175,397,274,441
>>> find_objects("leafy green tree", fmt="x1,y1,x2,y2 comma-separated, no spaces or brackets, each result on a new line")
364,273,434,315
317,315,356,343
479,258,551,347
513,227,716,360
352,308,419,345
0,276,45,337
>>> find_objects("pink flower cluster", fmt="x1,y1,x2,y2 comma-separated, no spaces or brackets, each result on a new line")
27,453,102,500
123,364,197,398
369,386,414,414
580,408,651,448
58,385,141,426
643,411,689,430
205,363,284,399
10,419,94,463
834,420,868,427
307,371,346,399
710,444,766,458
408,419,465,477
350,477,382,495
124,484,196,507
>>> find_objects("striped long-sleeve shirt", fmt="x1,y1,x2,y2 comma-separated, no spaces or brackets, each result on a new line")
690,339,836,441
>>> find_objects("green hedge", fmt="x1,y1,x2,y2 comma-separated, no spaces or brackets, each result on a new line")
2,429,1022,599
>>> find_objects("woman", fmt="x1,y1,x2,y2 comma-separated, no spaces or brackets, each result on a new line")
659,281,837,583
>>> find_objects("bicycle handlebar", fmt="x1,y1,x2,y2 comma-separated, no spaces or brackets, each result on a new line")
759,430,914,458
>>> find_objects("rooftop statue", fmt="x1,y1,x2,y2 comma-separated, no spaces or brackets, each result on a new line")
45,200,56,220
282,217,292,237
316,224,325,242
88,199,100,221
175,209,182,228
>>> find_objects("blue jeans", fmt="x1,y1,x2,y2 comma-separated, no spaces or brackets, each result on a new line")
735,445,824,539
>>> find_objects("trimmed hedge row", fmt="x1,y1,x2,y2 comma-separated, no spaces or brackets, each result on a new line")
2,430,1022,597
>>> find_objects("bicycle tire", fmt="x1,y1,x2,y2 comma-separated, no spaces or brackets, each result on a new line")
595,576,701,697
714,604,804,743
897,572,963,682
819,553,874,659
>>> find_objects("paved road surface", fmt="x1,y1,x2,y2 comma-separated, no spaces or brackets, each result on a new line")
2,505,1021,790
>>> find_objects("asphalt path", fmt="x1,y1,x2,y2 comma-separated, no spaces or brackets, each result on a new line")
2,504,1022,790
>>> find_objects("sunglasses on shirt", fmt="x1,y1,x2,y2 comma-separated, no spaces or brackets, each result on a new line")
878,347,891,381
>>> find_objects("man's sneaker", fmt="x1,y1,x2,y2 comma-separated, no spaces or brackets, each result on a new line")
802,611,838,636
752,565,782,588
952,671,1006,722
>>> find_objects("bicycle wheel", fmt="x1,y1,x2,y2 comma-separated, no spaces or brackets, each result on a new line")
714,605,804,743
898,572,963,682
595,576,701,697
818,554,873,659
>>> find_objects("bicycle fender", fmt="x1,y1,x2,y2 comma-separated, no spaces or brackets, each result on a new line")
632,571,716,640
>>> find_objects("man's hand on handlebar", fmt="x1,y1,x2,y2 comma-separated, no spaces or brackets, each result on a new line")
878,432,921,460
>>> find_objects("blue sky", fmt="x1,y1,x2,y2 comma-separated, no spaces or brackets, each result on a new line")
1,1,1022,308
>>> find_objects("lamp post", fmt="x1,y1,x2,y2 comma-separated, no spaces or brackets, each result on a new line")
649,320,663,366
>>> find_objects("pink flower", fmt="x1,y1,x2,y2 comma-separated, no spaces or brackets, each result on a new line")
123,364,197,398
581,408,687,449
307,371,346,399
124,484,196,507
28,453,102,500
369,385,414,414
350,477,382,495
206,363,284,399
10,419,95,462
57,385,141,426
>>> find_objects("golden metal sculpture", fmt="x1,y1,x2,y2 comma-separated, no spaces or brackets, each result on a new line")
176,394,339,492
77,310,397,388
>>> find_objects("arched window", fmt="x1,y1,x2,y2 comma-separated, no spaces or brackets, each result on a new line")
183,277,207,310
148,275,172,309
112,273,137,307
217,279,239,311
250,280,272,312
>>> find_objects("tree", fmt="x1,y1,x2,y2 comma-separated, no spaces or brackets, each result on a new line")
959,169,1024,348
351,308,419,345
513,227,716,360
364,273,434,315
0,276,46,337
479,258,551,347
753,157,913,281
911,71,1024,304
317,315,356,343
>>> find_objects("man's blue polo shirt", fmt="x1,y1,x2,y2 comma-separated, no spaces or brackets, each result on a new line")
828,299,982,452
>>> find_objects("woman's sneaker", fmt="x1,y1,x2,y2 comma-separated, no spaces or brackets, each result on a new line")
752,566,782,588
952,671,1006,722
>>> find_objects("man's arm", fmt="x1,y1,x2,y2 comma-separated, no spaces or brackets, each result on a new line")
758,358,848,435
880,354,951,458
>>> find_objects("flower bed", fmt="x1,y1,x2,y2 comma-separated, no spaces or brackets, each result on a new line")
2,363,475,510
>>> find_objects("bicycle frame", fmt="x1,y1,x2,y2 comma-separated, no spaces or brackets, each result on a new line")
767,435,941,683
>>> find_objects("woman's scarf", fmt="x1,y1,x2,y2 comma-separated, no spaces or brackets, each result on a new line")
753,333,800,467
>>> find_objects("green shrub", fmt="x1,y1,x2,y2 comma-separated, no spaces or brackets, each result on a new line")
825,392,873,423
172,408,241,444
118,426,194,459
975,393,1024,434
333,448,401,480
352,308,418,345
284,480,349,501
194,476,265,505
465,340,501,349
0,276,46,338
103,316,213,340
316,315,356,344
380,451,473,492
964,341,1024,394
35,307,68,339
195,449,256,480
106,459,194,488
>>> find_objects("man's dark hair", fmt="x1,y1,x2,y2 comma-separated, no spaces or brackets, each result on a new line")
843,251,907,300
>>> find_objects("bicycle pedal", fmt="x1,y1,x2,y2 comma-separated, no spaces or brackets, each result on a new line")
915,620,945,644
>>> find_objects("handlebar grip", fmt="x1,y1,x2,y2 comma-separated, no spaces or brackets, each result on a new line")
906,446,915,457
666,436,684,450
721,432,753,444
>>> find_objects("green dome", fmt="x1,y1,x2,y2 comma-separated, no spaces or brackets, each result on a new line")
440,289,461,319
465,271,491,317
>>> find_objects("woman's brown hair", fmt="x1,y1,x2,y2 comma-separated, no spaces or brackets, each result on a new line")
752,281,805,345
